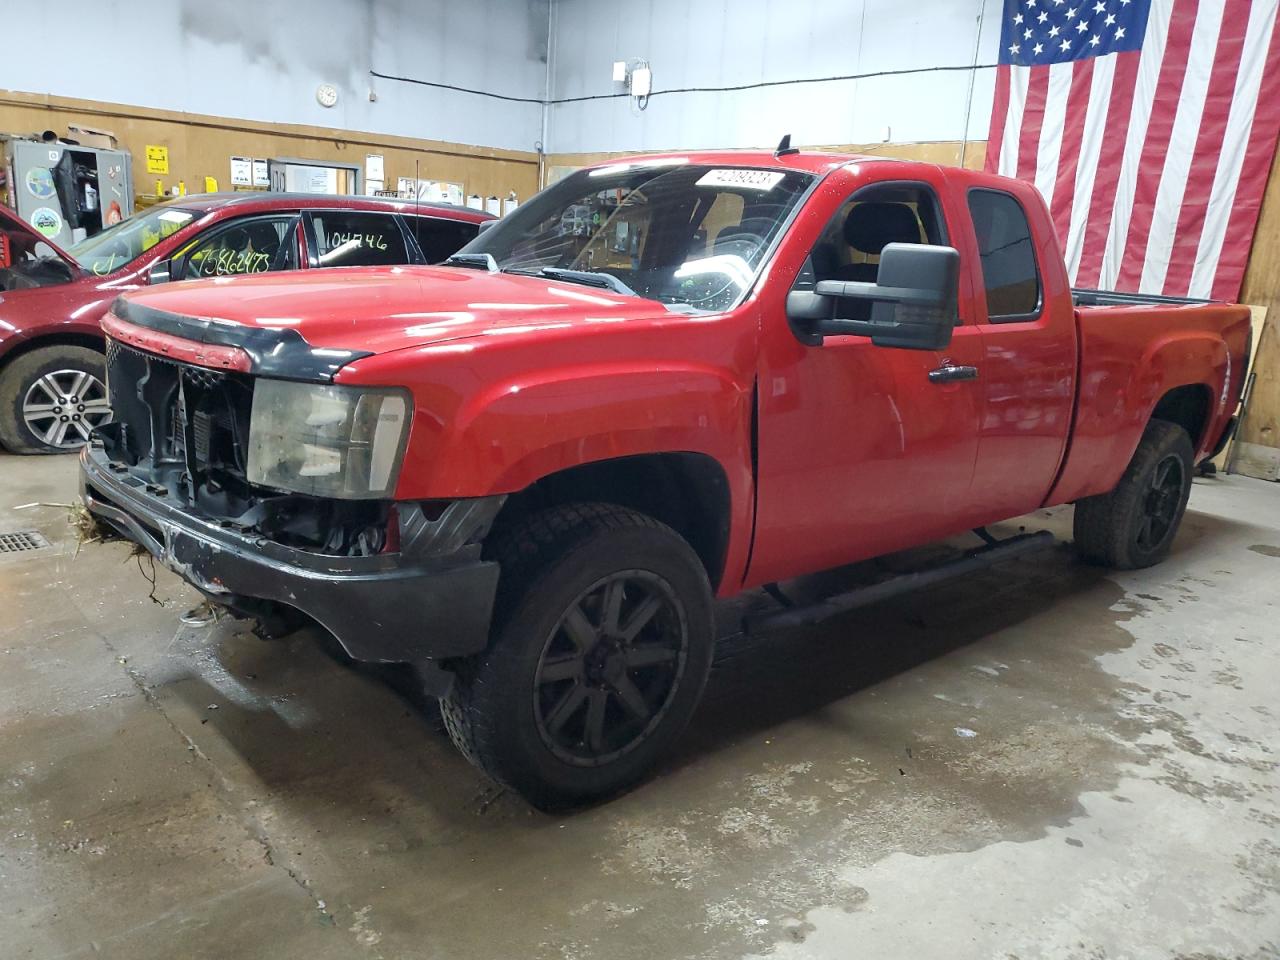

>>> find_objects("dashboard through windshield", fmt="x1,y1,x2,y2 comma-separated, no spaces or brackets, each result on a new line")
459,161,814,313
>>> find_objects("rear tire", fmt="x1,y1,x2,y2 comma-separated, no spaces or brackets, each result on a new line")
0,345,110,454
1073,419,1194,570
441,503,714,810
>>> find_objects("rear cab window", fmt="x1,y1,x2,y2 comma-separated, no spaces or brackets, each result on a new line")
305,211,409,267
967,189,1041,321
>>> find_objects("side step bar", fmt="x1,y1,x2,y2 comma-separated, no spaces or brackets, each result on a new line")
744,530,1055,634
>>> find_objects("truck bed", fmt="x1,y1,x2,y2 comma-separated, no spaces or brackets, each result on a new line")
1071,288,1213,308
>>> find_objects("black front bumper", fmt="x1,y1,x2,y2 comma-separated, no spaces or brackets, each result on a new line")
80,445,500,664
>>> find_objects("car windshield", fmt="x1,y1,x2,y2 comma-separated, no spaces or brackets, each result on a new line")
458,161,814,313
67,205,199,276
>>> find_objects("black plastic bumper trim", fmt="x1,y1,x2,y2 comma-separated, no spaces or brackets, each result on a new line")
80,446,498,662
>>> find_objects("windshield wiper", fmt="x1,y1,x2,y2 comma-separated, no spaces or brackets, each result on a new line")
537,267,639,299
443,252,499,273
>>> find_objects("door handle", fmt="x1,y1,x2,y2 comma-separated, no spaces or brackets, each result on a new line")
928,364,979,383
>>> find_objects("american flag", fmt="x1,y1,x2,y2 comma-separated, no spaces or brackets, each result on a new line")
985,0,1280,300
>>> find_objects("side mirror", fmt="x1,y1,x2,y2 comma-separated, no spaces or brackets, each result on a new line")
148,260,173,284
789,243,960,350
476,219,497,233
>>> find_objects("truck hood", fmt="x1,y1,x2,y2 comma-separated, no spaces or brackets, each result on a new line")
115,264,669,356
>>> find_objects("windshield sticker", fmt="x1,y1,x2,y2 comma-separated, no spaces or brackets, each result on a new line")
696,169,787,192
30,207,63,239
26,167,56,200
158,210,193,223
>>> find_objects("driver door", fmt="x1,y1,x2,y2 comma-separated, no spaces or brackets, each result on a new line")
747,178,987,586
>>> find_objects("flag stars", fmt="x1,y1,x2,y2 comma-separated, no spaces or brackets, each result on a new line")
1033,42,1044,54
1066,6,1077,18
1059,37,1073,51
1024,27,1033,38
1026,0,1037,7
1089,33,1101,46
1014,11,1024,23
1116,25,1126,38
1076,19,1089,32
1038,10,1049,22
1093,0,1105,10
1105,12,1116,25
1049,24,1061,36
1009,42,1021,54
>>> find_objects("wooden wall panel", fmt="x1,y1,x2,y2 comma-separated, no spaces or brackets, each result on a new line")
1236,144,1280,478
0,90,540,204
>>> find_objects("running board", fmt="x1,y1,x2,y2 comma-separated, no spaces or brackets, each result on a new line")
744,531,1056,634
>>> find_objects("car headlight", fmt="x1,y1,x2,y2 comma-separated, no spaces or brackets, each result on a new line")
246,379,411,499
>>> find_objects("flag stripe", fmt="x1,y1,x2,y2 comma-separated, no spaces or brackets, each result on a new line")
1036,61,1076,211
985,64,1013,174
1016,67,1052,183
1163,0,1254,296
1115,0,1202,290
1098,0,1178,289
1075,50,1141,287
1211,6,1280,300
1051,58,1097,253
999,66,1031,177
1137,0,1228,294
1064,53,1118,280
1196,0,1280,299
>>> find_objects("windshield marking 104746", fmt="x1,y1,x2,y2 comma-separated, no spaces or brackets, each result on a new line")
456,163,814,314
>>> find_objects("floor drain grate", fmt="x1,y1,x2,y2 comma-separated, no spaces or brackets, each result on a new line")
0,529,51,553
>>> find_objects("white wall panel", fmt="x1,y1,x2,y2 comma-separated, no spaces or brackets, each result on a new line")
546,0,1003,153
0,0,549,153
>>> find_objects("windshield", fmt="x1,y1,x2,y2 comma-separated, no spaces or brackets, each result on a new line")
458,162,814,312
67,205,199,276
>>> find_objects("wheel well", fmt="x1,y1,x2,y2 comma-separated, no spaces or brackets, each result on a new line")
0,333,106,372
491,453,733,590
1151,384,1212,448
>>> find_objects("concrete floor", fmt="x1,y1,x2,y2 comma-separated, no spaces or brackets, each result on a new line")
1,453,1277,960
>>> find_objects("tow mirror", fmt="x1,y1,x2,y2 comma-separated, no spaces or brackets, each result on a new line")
477,219,497,233
787,243,960,350
148,259,173,284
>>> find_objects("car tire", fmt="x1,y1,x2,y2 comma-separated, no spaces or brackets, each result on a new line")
0,345,110,455
1073,419,1195,570
441,502,715,810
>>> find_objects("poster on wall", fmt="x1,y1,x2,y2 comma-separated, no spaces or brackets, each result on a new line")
251,159,269,187
145,145,169,175
229,156,253,186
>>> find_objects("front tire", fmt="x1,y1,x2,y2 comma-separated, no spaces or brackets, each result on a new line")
442,503,714,809
0,345,110,454
1073,419,1194,570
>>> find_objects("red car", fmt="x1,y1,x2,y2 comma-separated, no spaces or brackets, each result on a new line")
0,194,491,453
82,151,1248,806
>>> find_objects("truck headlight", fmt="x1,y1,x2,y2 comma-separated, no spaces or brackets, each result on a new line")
246,379,411,499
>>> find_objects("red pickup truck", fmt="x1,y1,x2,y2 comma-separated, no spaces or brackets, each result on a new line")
80,150,1250,807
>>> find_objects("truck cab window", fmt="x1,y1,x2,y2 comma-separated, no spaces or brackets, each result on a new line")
794,183,946,320
968,189,1040,321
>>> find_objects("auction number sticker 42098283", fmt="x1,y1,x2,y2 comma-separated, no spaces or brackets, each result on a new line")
696,169,787,191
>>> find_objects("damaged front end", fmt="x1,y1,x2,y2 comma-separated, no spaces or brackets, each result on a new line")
80,303,503,671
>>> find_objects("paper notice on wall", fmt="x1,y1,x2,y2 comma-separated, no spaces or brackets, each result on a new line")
365,154,384,181
503,197,519,216
397,177,415,197
230,156,253,186
145,145,169,175
466,195,484,211
365,179,385,196
485,196,502,215
251,158,269,187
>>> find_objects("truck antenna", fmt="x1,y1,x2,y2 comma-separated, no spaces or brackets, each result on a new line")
774,134,799,158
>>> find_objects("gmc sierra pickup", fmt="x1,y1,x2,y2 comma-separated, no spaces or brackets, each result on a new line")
80,150,1250,807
